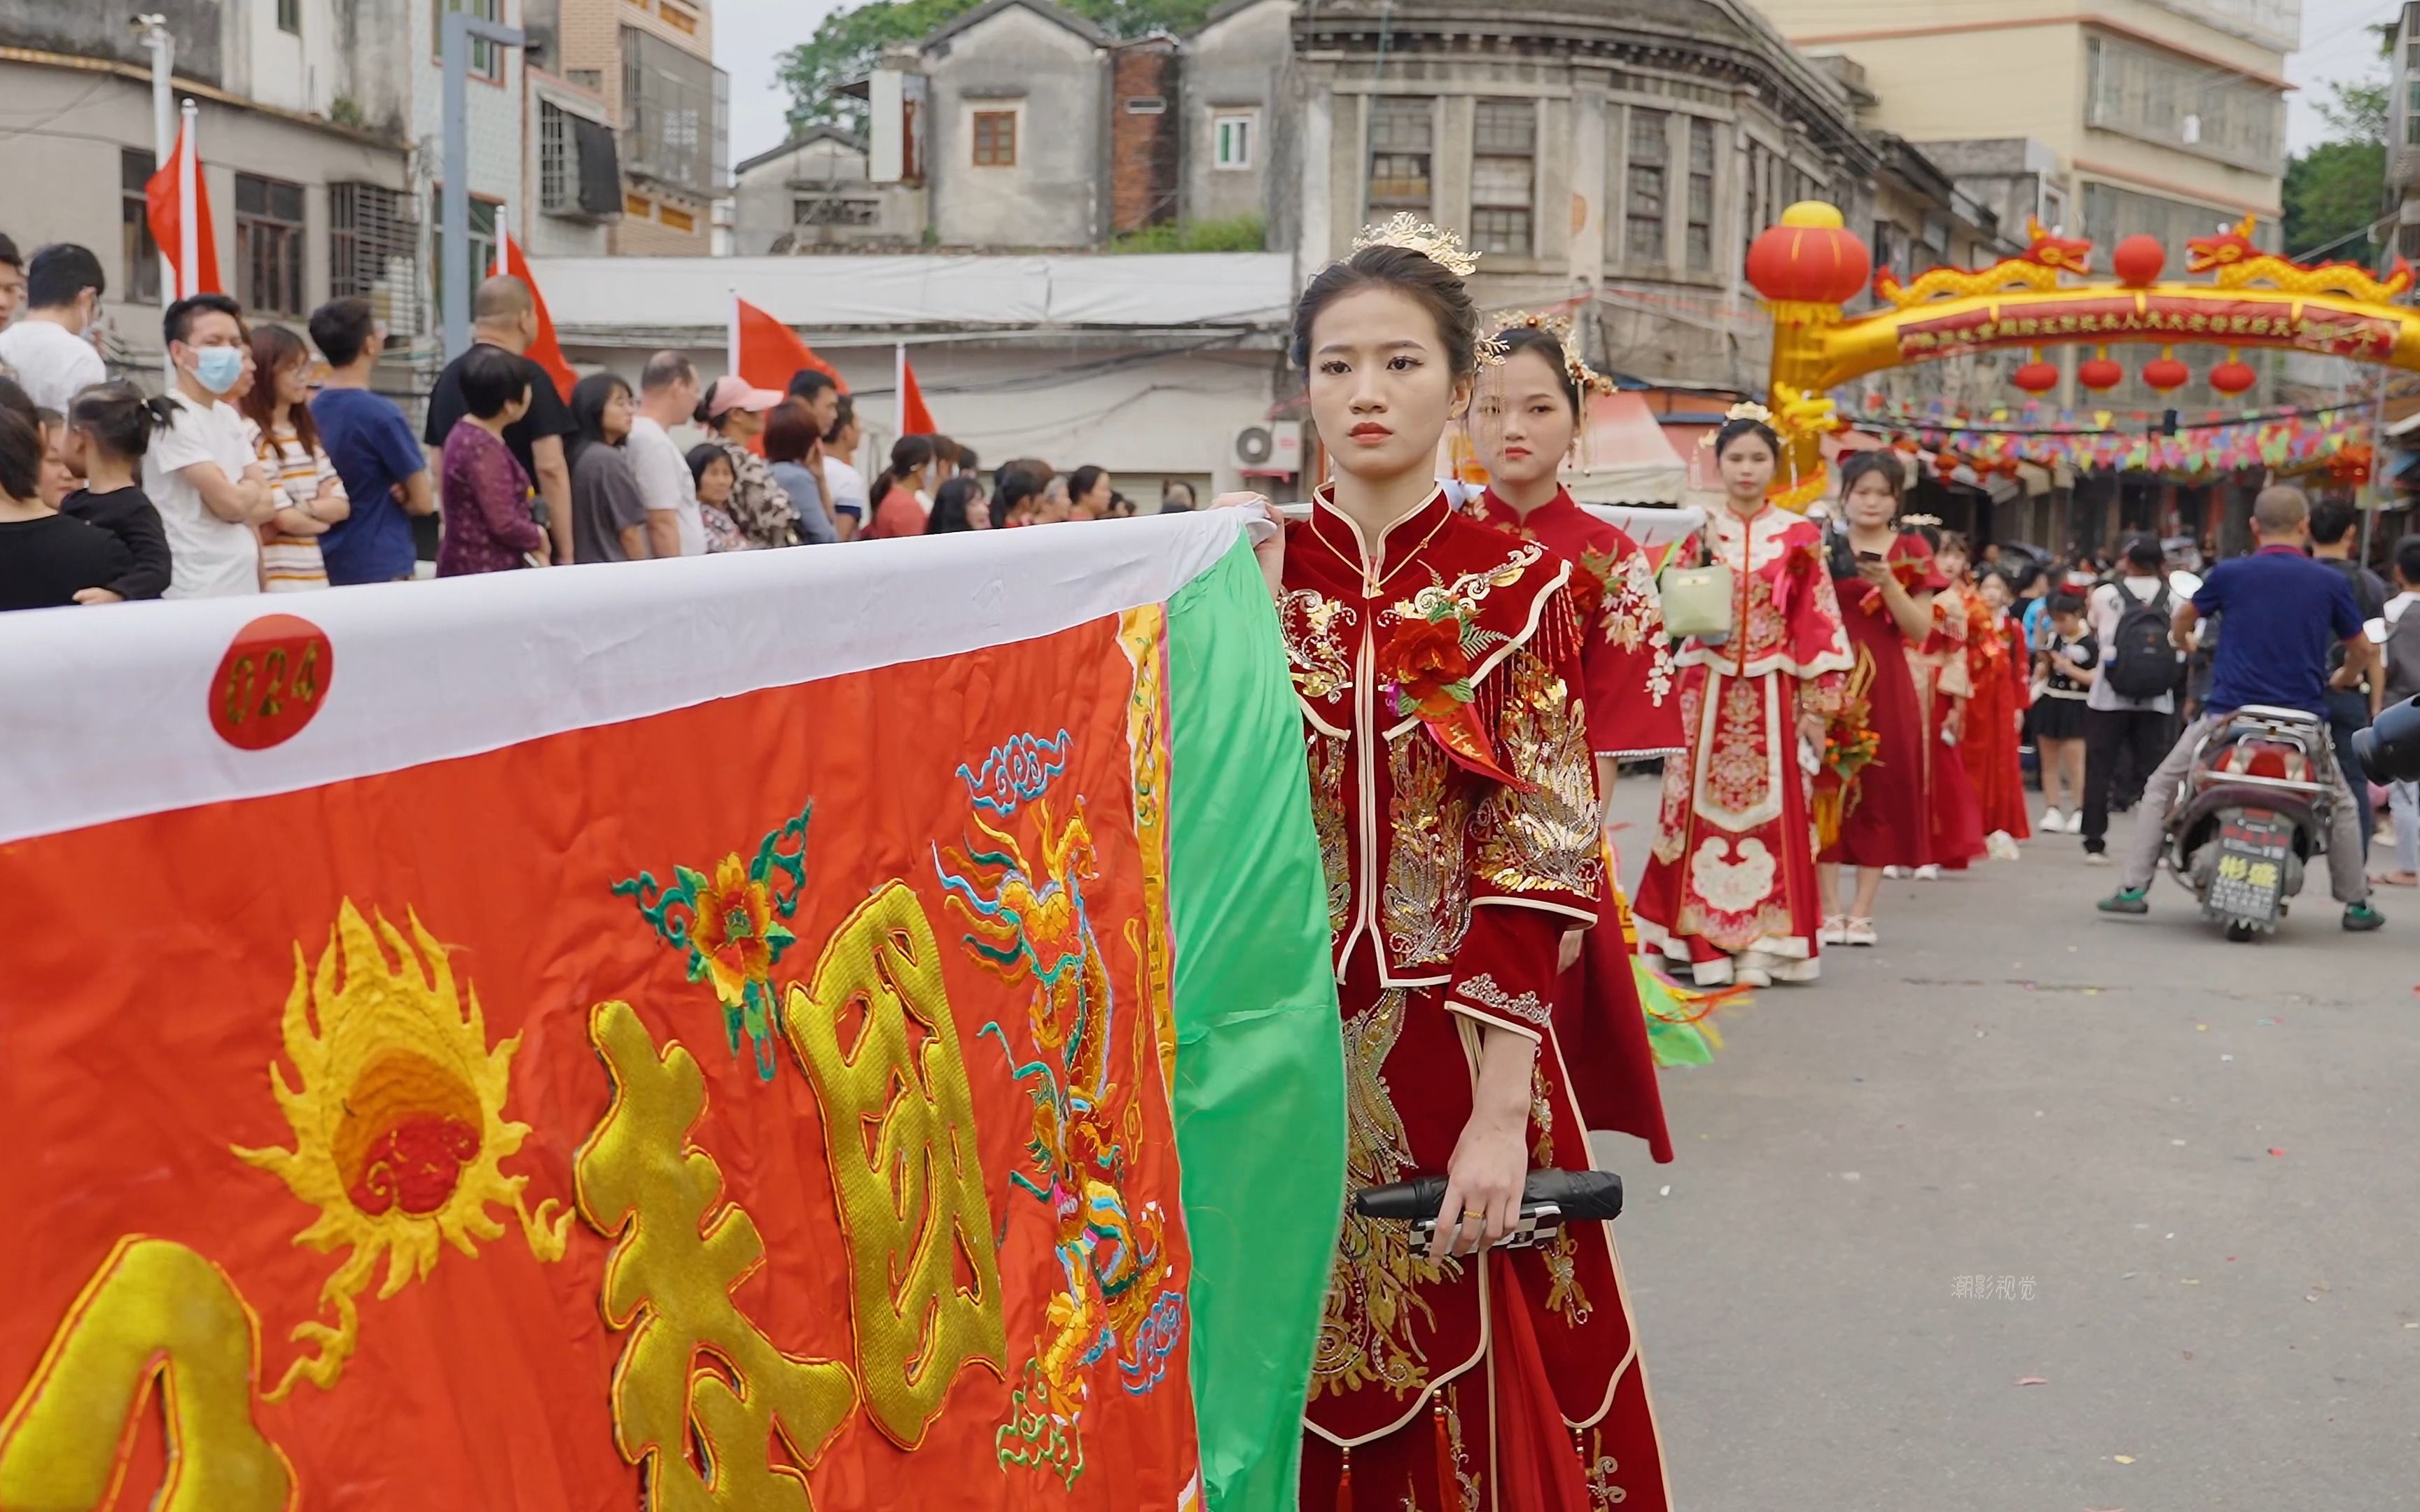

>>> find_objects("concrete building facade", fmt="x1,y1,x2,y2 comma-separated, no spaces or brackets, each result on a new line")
539,0,727,255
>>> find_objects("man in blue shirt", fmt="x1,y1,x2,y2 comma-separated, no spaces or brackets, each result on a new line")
306,298,431,584
2101,486,2384,930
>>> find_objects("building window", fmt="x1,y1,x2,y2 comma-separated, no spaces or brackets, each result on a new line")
658,0,699,34
625,192,654,218
541,102,576,212
329,183,412,298
434,0,505,83
2084,34,2283,172
120,148,162,306
1367,97,1433,216
277,0,300,36
567,68,603,90
2403,222,2420,261
1625,108,1667,267
795,197,879,227
1214,112,1255,171
1470,99,1535,256
431,191,499,303
235,173,306,316
659,204,697,234
1124,97,1167,115
1685,117,1716,272
973,110,1017,167
622,25,728,196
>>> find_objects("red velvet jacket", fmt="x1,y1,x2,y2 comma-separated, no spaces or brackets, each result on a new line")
1279,486,1602,1044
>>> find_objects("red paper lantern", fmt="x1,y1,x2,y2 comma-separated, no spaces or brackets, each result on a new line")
2112,234,2167,288
2011,361,2060,393
1746,201,1872,310
2078,355,2124,391
2209,354,2257,396
2143,351,2190,393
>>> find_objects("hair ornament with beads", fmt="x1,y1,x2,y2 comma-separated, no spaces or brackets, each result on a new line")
1493,308,1615,398
1353,213,1480,278
1698,399,1776,449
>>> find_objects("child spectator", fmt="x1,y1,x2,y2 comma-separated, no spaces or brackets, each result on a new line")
57,383,173,601
2034,591,2096,834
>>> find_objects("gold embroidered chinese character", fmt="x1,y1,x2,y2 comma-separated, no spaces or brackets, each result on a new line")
784,882,1007,1448
0,1238,292,1512
576,1000,858,1512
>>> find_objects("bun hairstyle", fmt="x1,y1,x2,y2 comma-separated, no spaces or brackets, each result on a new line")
1290,242,1482,377
1835,447,1906,502
1489,326,1582,416
67,382,176,461
1712,414,1782,462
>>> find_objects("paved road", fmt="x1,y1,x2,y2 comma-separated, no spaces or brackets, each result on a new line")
1593,772,2419,1512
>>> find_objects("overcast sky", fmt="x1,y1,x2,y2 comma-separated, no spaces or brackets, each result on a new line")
716,0,2393,170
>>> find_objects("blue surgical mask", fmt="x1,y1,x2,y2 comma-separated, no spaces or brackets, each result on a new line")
193,345,245,395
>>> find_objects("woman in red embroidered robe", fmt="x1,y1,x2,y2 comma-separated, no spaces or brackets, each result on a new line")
1634,418,1853,988
1463,323,1681,1166
1813,450,1942,948
1220,233,1668,1512
1909,529,1988,874
1963,567,2034,849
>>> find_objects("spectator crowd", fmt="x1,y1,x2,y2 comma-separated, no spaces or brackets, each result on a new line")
0,232,1190,612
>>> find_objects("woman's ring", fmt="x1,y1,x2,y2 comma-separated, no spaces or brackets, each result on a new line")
1461,1208,1484,1222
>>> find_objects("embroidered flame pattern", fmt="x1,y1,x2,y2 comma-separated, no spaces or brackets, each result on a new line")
233,900,569,1400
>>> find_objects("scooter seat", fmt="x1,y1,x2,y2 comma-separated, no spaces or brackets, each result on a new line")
2232,704,2322,729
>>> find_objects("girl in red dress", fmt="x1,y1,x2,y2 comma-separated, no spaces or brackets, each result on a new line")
1634,414,1854,988
1904,528,1989,875
1221,222,1669,1512
1463,318,1681,1165
1813,451,1942,947
1963,568,2034,849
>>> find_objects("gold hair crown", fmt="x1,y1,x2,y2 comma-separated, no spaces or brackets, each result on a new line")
1699,400,1776,448
1353,214,1480,278
1901,512,1943,528
1493,309,1615,398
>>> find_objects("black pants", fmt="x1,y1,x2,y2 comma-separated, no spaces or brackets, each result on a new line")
2082,706,2176,854
2328,687,2374,860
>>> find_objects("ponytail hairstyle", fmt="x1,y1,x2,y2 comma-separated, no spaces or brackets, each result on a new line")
1290,236,1482,378
67,382,176,462
868,433,936,511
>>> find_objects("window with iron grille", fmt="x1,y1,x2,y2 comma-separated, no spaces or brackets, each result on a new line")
433,0,504,83
235,173,306,316
1625,108,1667,267
1470,99,1534,256
120,148,162,305
329,182,417,332
621,24,728,195
541,102,574,212
1367,97,1433,215
795,197,879,226
1685,117,1716,272
973,111,1017,167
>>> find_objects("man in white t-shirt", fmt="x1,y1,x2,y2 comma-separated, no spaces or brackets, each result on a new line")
821,396,870,539
627,349,704,556
2078,534,2184,860
144,293,274,597
0,244,108,412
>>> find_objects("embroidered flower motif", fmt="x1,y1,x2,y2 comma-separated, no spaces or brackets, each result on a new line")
691,853,786,1007
1688,836,1778,915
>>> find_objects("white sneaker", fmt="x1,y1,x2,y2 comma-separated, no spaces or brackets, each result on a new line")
1734,964,1774,988
1883,865,1910,880
1819,915,1849,945
2041,807,2066,833
2085,851,2111,867
1914,864,1942,881
1987,831,2022,860
2065,811,2086,834
1844,917,1878,946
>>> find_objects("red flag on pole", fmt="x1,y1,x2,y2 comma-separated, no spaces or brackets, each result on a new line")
732,296,847,396
900,354,936,435
491,228,578,402
145,113,222,299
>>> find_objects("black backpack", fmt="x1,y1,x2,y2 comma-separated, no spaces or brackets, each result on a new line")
2103,580,2179,700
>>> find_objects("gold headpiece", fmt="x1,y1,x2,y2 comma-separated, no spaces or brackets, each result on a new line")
1491,309,1615,398
1353,214,1480,278
1901,513,1944,528
1699,400,1776,448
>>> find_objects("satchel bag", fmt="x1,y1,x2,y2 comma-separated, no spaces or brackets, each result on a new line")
1658,541,1734,641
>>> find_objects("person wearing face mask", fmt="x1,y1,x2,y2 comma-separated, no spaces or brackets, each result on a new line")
0,244,109,413
142,293,276,597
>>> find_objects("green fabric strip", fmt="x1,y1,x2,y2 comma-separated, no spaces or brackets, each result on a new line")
1166,538,1346,1512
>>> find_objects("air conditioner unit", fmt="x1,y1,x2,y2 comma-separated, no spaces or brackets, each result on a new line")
1232,421,1302,475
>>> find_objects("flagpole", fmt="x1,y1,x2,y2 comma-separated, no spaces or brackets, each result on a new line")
176,99,199,301
728,286,740,380
141,17,174,314
896,342,907,435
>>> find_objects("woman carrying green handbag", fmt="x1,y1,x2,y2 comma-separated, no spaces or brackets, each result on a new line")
1632,408,1854,989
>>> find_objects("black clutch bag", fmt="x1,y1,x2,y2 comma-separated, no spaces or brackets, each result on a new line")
1351,1170,1624,1250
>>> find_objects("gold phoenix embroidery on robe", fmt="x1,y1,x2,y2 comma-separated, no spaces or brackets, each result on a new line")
1475,648,1604,898
1440,1384,1483,1512
1307,728,1353,934
232,900,569,1400
1281,589,1357,702
1584,1427,1626,1509
576,1000,859,1510
1384,732,1473,969
1314,990,1456,1399
784,881,1008,1448
0,1238,294,1512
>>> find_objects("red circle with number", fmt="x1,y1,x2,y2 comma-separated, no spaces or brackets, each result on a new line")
209,614,335,750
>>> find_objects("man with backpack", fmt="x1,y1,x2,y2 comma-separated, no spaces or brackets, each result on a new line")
2078,534,2185,862
2099,487,2384,932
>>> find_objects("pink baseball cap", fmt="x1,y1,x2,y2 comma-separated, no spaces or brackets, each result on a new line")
704,376,785,419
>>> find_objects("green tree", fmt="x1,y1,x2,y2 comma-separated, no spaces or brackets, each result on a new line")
2282,78,2384,261
777,0,1218,136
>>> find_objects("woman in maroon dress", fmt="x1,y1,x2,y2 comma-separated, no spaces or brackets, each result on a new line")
1221,220,1668,1512
1814,450,1942,946
1464,318,1681,1166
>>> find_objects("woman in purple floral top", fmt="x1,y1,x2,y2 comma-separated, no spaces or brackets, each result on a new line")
437,346,550,577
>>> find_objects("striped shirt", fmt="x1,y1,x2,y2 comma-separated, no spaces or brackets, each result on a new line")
248,419,346,592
